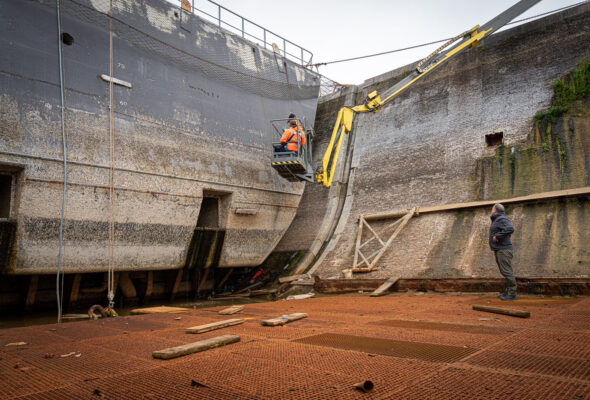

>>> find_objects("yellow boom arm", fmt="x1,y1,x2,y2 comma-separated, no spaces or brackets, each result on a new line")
315,26,491,187
315,0,541,187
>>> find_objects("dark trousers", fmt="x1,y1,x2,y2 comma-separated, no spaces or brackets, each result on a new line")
494,249,516,295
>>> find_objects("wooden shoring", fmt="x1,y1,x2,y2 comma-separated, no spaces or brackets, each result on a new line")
352,208,416,270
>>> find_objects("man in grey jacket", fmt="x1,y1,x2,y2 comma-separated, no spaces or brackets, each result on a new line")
489,203,517,300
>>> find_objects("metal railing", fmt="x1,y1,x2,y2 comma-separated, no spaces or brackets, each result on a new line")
319,75,348,97
173,0,313,66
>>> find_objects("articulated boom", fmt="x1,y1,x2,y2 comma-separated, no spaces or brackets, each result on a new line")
315,0,542,188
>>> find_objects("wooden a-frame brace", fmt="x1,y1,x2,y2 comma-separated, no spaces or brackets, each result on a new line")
352,207,417,271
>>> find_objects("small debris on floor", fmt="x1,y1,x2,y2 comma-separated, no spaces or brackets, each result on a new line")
191,379,209,388
286,293,315,300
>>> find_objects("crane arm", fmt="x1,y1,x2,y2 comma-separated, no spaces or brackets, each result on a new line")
316,0,542,188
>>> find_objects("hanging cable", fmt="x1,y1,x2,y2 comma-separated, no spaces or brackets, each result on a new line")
55,0,68,324
107,0,116,311
310,1,587,68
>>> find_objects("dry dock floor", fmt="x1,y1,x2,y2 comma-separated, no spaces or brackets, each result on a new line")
1,293,589,399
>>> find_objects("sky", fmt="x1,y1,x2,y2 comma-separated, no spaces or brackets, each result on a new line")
198,0,584,85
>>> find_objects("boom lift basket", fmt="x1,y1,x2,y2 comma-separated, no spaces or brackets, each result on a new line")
270,118,315,183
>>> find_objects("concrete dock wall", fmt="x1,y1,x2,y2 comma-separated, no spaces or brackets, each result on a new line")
289,4,590,279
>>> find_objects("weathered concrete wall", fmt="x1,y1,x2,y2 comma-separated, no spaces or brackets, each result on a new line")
289,4,590,279
0,0,319,274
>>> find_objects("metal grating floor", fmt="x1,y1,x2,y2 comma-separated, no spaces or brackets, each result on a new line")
372,319,519,335
293,332,478,363
1,293,589,399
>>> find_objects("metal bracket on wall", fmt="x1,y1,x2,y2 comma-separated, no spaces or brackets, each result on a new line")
180,2,192,32
100,75,132,89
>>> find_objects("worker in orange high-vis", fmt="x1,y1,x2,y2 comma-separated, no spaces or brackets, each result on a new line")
280,119,306,153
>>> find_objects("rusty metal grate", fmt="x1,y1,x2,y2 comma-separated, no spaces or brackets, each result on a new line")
0,325,73,348
228,340,440,392
471,297,581,307
0,353,71,399
392,366,590,400
88,332,185,361
14,367,249,400
373,319,518,335
466,350,590,380
49,321,124,341
90,315,169,332
4,340,153,383
294,333,478,363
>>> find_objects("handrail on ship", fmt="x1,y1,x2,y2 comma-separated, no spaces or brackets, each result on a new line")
172,0,314,66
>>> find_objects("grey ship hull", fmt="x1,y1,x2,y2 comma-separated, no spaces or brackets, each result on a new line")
0,0,320,275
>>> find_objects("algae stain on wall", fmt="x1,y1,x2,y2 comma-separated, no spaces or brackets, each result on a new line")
475,56,590,200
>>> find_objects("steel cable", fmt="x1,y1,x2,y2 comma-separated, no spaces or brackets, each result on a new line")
55,0,68,324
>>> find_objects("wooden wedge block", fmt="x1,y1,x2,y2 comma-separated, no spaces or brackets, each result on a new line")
218,305,244,315
352,267,380,273
186,318,244,334
153,334,240,359
370,276,400,297
130,306,188,315
261,313,307,326
472,305,530,318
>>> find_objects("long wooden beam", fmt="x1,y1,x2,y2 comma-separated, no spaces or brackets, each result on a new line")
152,335,240,360
186,318,244,334
362,187,590,222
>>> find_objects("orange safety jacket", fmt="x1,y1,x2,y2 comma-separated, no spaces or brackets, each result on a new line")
280,126,306,152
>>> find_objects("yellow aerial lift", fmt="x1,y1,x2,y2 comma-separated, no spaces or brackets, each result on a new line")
271,0,543,187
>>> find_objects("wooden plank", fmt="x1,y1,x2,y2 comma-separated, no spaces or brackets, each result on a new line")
359,218,403,249
368,208,416,269
352,267,380,273
152,334,240,360
24,275,38,313
291,280,314,286
472,305,530,318
261,313,308,326
169,269,183,302
370,276,400,297
130,306,188,315
197,267,210,293
217,268,234,289
353,247,383,268
119,272,137,298
355,248,372,269
143,271,153,304
186,318,244,334
69,274,81,306
219,305,244,315
352,216,364,270
362,218,385,246
250,289,278,296
363,187,590,221
279,273,311,284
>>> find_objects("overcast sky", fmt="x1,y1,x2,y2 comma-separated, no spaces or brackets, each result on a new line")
203,0,583,84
